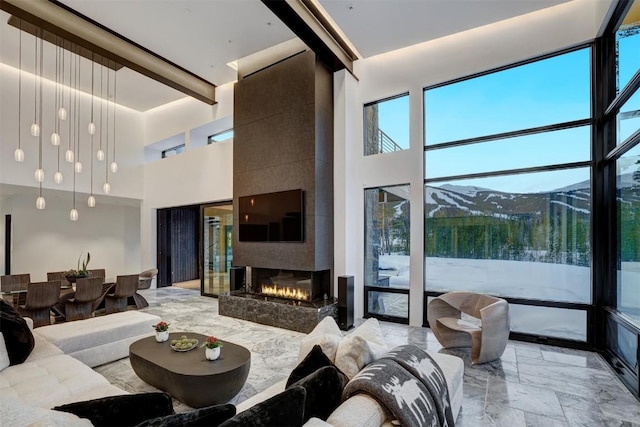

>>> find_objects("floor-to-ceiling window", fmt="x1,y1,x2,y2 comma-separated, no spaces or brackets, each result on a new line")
602,0,640,398
201,203,233,296
364,185,410,322
363,93,411,323
423,47,593,343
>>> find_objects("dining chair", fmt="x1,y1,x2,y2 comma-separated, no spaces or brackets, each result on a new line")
17,280,62,328
64,277,104,321
105,274,140,314
1,273,31,306
138,268,158,290
88,269,106,280
47,271,71,289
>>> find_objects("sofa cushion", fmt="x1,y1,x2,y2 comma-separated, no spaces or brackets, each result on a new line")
0,299,35,365
334,318,387,380
34,311,160,354
54,392,175,427
219,385,306,427
287,344,341,387
136,403,236,427
0,353,120,409
288,365,348,422
298,316,343,362
1,395,93,427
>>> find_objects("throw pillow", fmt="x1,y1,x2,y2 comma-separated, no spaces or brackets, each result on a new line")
287,344,340,387
54,392,174,427
0,299,35,365
334,318,388,380
219,385,306,427
288,365,348,422
136,404,236,427
297,316,342,362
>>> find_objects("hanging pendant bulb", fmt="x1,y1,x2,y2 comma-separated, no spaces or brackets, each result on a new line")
65,149,74,163
102,182,111,194
14,148,25,162
51,132,60,146
88,122,96,135
58,106,67,120
70,208,79,221
96,149,105,161
110,161,118,173
30,123,40,136
87,195,96,208
74,161,83,173
36,196,46,210
54,171,63,184
34,168,44,182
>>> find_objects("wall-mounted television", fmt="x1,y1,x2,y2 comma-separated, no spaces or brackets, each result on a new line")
239,189,304,242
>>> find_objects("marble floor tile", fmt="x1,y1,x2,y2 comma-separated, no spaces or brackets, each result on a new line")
91,287,640,427
486,377,565,418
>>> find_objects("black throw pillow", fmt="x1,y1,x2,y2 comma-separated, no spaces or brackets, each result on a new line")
288,365,348,422
136,403,236,427
219,385,306,427
54,392,174,427
286,344,341,387
0,299,35,365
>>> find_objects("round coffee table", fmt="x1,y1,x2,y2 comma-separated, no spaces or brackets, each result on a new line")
129,332,251,408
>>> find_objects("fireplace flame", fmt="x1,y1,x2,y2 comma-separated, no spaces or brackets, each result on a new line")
261,283,310,301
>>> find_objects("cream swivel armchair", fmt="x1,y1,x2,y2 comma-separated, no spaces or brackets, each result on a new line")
427,291,510,364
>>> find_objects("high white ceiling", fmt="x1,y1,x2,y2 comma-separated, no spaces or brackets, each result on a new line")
319,0,570,58
0,0,607,112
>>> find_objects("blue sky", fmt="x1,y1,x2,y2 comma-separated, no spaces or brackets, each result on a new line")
375,40,639,193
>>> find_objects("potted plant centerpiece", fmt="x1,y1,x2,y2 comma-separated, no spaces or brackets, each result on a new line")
153,321,170,342
64,252,91,283
202,336,223,360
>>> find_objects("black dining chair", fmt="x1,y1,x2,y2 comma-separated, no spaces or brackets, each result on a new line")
64,277,104,321
0,274,30,306
17,280,62,328
105,274,140,314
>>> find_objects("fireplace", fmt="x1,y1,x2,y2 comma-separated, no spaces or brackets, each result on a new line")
249,268,329,303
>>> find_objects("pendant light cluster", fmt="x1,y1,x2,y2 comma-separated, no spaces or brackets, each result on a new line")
13,21,119,221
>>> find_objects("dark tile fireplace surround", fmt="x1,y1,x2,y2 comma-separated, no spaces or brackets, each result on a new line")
219,267,337,333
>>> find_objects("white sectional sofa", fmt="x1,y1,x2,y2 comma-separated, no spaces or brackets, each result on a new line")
1,309,463,427
0,311,162,426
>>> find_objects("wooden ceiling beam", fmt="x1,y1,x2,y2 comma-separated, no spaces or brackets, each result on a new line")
1,0,216,104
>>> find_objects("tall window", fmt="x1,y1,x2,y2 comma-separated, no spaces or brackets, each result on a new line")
364,94,410,156
424,47,592,341
364,185,410,321
604,0,640,399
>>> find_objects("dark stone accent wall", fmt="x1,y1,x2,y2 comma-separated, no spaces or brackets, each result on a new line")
233,51,333,272
219,294,338,334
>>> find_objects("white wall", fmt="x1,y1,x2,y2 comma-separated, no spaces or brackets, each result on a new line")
1,193,140,281
336,0,613,326
139,82,235,273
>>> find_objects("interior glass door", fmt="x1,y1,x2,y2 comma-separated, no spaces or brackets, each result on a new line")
202,204,233,296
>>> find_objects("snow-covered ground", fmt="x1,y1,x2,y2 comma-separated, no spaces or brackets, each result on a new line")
375,255,640,341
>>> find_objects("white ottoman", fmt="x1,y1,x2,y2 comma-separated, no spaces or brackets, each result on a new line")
34,311,162,367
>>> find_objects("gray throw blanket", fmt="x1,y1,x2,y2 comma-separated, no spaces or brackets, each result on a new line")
342,345,454,427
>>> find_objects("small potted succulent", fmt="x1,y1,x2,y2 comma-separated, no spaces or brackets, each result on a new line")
153,321,170,342
201,336,223,360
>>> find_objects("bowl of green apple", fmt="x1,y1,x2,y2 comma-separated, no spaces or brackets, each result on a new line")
170,335,199,352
